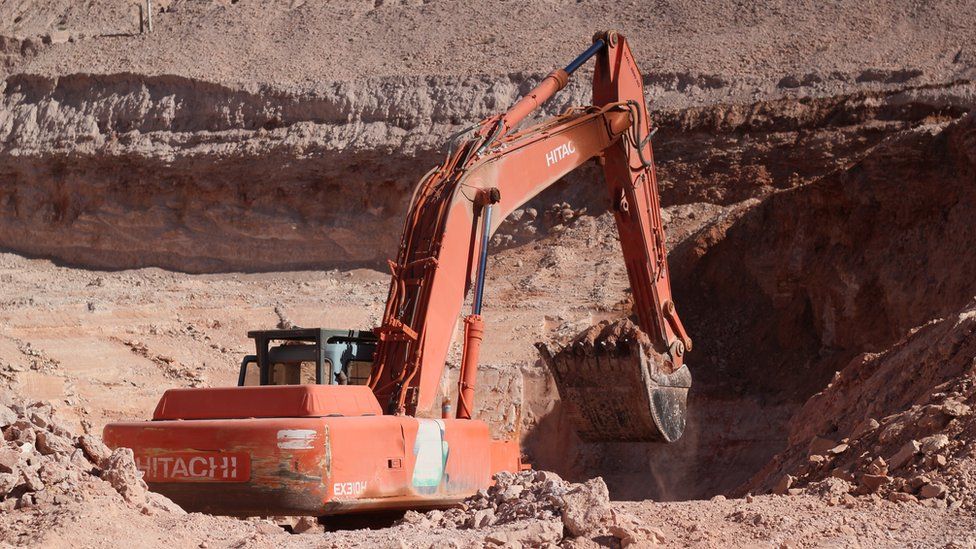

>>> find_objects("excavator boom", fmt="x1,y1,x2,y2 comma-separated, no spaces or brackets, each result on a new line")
369,31,692,441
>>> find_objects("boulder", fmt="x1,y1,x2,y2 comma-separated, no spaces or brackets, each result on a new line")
292,516,323,534
851,418,879,439
0,405,17,428
0,472,17,498
101,448,148,505
919,434,949,454
469,508,496,528
78,435,112,467
773,474,794,495
888,491,917,504
808,437,837,456
858,474,890,493
500,484,524,500
918,483,947,500
864,457,888,476
29,410,51,429
36,431,75,456
608,510,666,547
828,443,849,455
940,399,971,418
512,518,563,546
38,460,71,486
20,468,45,492
560,477,612,537
889,440,920,470
0,448,21,474
44,30,71,45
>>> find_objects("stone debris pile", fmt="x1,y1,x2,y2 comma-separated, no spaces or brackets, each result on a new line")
759,302,976,510
401,470,667,546
775,393,974,509
0,396,180,514
424,470,569,528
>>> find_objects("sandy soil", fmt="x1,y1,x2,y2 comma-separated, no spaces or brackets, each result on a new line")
3,0,975,91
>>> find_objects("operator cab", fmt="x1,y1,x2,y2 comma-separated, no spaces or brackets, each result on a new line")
238,328,377,387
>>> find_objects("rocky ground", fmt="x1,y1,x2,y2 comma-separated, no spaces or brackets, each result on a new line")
4,392,976,548
3,0,976,547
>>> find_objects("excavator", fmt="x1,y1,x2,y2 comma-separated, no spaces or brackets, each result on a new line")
103,31,692,517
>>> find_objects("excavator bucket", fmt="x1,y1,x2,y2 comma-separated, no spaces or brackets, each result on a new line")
537,319,691,442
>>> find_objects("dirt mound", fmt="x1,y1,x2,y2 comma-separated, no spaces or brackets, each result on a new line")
716,109,976,505
523,113,976,502
742,299,976,509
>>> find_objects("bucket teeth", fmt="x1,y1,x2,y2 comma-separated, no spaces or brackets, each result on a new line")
538,318,691,443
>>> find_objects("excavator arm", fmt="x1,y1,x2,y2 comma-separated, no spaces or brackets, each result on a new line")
368,32,692,442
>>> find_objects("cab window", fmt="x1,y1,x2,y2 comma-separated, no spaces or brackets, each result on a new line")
269,361,317,385
242,360,261,386
346,360,372,385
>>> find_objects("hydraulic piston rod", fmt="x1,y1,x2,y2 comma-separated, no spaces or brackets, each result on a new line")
479,37,608,146
456,197,495,420
472,204,493,315
564,38,606,75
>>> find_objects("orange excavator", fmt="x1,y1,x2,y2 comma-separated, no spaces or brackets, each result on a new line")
103,31,692,517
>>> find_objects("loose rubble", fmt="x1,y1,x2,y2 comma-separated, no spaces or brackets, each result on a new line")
0,396,174,514
745,300,976,511
401,470,666,546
